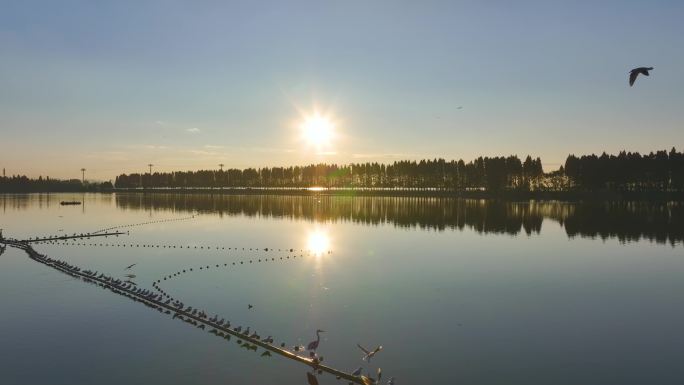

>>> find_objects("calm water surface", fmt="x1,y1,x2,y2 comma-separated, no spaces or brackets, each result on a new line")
1,193,683,385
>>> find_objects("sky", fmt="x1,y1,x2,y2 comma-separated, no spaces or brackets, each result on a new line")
1,0,683,180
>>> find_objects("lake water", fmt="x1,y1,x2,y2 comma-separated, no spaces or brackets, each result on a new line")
1,193,683,385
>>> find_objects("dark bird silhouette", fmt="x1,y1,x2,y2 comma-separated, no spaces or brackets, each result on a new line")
307,329,325,351
629,67,653,86
248,304,254,309
125,263,136,270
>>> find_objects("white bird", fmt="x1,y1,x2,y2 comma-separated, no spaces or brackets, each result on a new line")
629,66,653,86
307,329,325,351
357,344,383,362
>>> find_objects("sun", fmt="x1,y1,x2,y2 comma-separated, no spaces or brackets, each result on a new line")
300,113,335,148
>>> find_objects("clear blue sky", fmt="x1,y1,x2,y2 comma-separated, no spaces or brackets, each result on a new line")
1,0,683,180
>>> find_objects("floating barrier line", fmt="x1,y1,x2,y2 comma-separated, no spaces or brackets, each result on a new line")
91,216,196,234
22,232,128,243
35,241,308,254
0,238,365,385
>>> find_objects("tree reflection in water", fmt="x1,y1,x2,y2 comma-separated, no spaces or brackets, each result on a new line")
111,194,684,246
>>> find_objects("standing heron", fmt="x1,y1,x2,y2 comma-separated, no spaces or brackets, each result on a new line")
629,67,654,86
307,329,325,351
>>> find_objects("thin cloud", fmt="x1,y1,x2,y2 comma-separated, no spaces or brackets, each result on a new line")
186,127,201,133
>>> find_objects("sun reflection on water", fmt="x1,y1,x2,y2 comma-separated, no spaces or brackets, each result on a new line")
307,229,330,257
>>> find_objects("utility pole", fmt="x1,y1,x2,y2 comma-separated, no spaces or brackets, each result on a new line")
81,168,86,184
148,164,154,175
219,163,224,171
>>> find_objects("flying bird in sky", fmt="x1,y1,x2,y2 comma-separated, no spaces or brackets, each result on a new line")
125,263,136,270
629,67,653,86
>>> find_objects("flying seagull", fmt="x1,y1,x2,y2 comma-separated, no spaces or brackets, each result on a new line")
357,344,383,362
125,263,137,270
629,67,653,86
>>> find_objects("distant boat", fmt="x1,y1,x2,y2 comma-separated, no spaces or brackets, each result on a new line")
60,201,82,206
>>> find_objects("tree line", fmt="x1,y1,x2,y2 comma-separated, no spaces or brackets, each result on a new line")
3,148,683,193
113,148,684,192
115,155,545,191
0,175,112,193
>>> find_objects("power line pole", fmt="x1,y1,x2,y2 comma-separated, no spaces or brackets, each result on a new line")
219,163,224,171
148,164,154,175
81,168,86,184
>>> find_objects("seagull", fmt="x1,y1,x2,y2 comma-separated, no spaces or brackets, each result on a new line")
125,263,136,270
307,329,325,351
248,304,253,309
629,67,653,86
357,344,383,362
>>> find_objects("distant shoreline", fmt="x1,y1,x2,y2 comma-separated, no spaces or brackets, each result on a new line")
4,188,683,201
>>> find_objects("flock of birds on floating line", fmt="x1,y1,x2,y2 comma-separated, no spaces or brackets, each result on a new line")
19,243,394,385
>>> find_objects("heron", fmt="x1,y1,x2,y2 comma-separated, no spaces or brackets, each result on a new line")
358,344,383,362
307,329,325,351
629,66,654,86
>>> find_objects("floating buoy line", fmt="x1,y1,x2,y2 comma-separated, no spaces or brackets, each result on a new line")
0,235,367,385
90,215,197,234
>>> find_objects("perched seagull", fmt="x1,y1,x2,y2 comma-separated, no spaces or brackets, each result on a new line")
125,263,136,270
357,344,383,362
629,67,653,86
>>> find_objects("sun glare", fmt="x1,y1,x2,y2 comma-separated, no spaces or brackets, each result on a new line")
307,229,330,257
300,113,334,148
